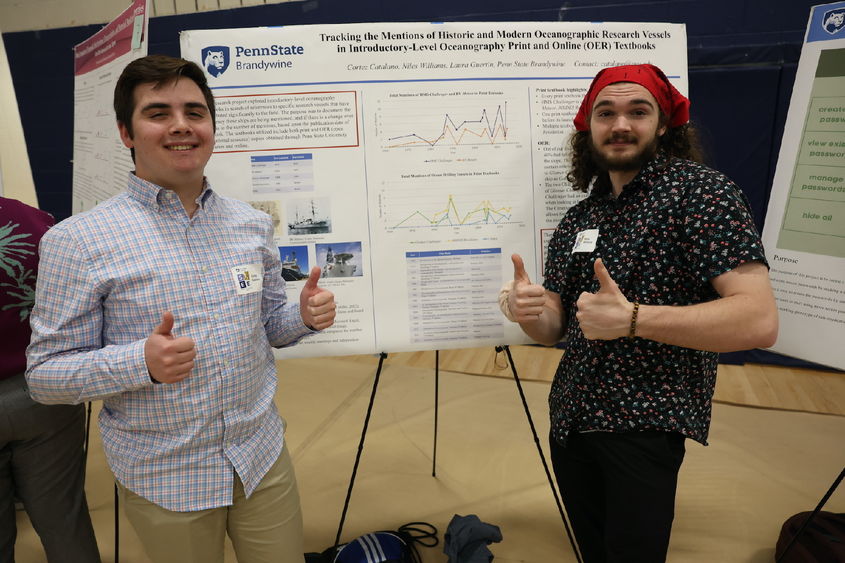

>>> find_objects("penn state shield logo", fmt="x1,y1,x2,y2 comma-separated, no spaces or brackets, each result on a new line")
201,46,230,77
822,8,845,35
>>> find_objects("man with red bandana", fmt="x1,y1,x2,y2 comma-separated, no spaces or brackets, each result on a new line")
501,64,778,562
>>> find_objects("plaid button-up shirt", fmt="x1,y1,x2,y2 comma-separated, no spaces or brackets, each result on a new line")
27,174,313,511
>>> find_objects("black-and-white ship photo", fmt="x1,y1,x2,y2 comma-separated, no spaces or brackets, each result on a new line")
287,197,331,235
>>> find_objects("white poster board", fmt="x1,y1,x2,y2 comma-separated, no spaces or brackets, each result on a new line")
762,2,845,370
72,0,149,214
180,21,688,358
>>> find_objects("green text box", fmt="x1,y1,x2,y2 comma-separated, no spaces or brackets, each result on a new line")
799,130,845,166
778,198,845,258
807,96,845,132
790,164,845,203
782,198,845,237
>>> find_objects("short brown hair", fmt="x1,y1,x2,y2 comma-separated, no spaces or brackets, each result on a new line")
113,54,216,138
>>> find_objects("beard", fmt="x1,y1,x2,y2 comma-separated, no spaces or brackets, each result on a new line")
589,132,660,172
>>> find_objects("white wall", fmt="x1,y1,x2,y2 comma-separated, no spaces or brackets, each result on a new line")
0,26,36,206
0,0,300,33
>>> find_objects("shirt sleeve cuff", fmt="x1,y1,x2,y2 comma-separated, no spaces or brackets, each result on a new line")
267,304,317,348
107,339,156,391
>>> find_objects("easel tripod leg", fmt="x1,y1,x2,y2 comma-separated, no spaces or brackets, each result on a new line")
334,351,388,549
433,350,439,478
776,466,844,562
114,483,119,563
497,344,583,563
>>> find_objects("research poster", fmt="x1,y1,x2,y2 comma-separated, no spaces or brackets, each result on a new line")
763,2,845,370
181,21,688,358
72,0,148,214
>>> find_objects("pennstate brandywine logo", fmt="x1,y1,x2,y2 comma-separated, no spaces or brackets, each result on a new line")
201,46,230,77
823,8,845,34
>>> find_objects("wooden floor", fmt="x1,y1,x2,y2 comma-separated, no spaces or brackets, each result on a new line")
349,345,845,416
13,346,845,562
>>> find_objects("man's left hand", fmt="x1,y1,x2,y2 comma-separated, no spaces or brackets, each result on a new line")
299,267,336,330
576,258,634,340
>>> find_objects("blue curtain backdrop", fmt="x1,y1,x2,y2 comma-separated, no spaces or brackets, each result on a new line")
3,0,832,369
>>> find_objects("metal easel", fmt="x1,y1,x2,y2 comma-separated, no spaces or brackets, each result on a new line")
333,346,582,562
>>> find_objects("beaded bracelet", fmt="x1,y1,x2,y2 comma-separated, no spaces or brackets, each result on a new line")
628,301,640,339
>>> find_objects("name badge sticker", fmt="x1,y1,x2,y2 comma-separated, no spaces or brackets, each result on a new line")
572,229,599,253
231,264,264,295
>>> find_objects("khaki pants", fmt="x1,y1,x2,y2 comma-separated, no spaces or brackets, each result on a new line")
119,446,304,563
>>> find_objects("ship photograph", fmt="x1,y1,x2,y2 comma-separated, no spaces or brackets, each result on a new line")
287,197,332,235
278,245,310,281
316,241,363,278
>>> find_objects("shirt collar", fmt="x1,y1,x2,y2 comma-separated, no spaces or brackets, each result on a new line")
590,151,671,201
630,150,671,192
126,172,216,212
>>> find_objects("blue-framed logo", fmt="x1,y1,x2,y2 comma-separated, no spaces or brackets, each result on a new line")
823,8,845,34
201,46,230,77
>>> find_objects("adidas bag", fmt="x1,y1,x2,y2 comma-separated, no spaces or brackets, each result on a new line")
333,531,411,563
305,522,437,563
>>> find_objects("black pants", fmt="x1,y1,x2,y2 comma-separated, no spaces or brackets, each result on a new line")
550,430,686,563
0,373,101,562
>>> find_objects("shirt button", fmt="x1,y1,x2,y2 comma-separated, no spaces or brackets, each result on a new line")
202,266,208,273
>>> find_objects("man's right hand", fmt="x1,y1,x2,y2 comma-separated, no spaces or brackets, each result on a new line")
144,312,196,384
508,254,547,323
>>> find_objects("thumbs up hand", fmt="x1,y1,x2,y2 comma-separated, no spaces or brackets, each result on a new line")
575,258,634,340
144,312,196,384
299,267,336,331
507,254,547,323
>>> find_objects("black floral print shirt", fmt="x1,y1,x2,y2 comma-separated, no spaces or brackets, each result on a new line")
543,153,767,445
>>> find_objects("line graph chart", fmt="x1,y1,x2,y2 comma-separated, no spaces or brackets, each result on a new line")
391,194,512,228
386,104,509,148
375,90,525,150
367,87,532,235
378,179,526,232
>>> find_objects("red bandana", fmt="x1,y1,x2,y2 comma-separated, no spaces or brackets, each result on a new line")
573,64,690,131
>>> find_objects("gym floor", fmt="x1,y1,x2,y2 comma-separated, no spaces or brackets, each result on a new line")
14,346,845,562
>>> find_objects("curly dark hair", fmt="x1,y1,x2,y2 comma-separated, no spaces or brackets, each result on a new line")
565,118,705,193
